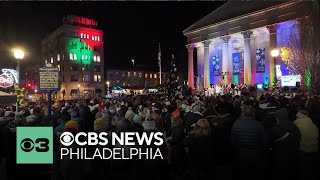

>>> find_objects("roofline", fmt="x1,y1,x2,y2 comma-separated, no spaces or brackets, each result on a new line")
183,0,302,36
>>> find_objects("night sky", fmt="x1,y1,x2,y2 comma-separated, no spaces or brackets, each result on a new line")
0,1,225,73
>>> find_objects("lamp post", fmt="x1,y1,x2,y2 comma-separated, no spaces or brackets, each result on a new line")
131,59,135,67
13,48,24,113
271,49,280,86
106,81,110,96
77,84,81,99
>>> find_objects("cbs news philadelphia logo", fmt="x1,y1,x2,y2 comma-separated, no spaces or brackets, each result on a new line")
16,127,53,164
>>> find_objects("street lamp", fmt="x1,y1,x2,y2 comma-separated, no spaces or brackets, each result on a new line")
131,59,135,67
106,81,110,95
77,84,81,99
13,48,24,113
271,49,280,85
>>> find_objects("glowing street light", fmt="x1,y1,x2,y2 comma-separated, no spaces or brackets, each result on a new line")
106,81,110,95
13,49,24,60
271,49,280,58
131,59,135,67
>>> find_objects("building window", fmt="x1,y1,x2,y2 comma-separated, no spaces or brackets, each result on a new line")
98,36,100,41
94,47,101,52
122,72,125,77
50,57,54,64
82,65,90,71
117,80,119,83
45,59,48,64
82,55,84,60
93,65,101,72
150,74,152,78
154,74,157,78
128,72,131,77
145,74,147,78
92,36,94,40
57,54,60,61
70,64,78,71
94,75,101,82
70,74,78,82
69,42,76,49
81,33,83,38
139,72,142,77
94,36,97,41
93,55,97,62
74,53,77,60
134,72,136,77
70,53,73,60
87,34,89,39
57,64,61,71
85,55,88,60
82,75,90,82
97,55,100,62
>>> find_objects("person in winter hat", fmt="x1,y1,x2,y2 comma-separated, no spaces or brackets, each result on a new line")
125,107,135,122
142,113,157,131
54,112,71,135
294,110,319,153
133,114,142,124
94,117,107,132
63,120,80,134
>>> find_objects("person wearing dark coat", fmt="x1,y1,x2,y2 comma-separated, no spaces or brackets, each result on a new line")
271,107,301,180
184,104,203,133
231,105,267,180
184,119,215,180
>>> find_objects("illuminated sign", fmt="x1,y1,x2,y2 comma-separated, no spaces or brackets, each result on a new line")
0,69,18,88
281,75,301,87
63,15,98,27
39,64,60,91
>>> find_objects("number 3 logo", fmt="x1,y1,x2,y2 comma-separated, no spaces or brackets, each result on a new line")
20,138,49,152
35,138,49,152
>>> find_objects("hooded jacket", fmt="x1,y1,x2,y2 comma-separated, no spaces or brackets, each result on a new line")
293,112,319,153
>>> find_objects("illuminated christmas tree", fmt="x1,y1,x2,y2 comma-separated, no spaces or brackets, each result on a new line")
166,54,181,99
14,85,25,108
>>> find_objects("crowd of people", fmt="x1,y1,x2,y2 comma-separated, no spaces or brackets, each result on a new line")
0,89,319,180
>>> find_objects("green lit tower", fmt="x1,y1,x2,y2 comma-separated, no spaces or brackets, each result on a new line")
41,15,105,100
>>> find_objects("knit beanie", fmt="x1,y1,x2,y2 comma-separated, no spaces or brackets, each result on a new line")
63,120,80,133
94,117,107,132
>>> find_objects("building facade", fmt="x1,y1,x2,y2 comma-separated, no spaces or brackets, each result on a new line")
41,15,105,100
106,68,169,90
183,0,318,89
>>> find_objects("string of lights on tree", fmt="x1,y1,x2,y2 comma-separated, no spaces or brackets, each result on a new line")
14,85,25,108
166,55,181,99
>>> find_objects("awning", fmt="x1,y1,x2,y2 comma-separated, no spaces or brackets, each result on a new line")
0,91,17,104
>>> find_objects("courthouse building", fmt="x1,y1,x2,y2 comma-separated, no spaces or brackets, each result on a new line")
183,0,318,88
42,15,105,100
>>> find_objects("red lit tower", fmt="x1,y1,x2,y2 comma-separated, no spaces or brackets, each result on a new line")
41,15,105,100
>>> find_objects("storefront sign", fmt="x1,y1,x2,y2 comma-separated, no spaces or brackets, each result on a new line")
0,69,18,88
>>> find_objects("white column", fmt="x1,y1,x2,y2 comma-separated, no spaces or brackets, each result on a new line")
221,36,231,84
266,24,277,86
197,45,204,85
241,30,253,85
186,44,194,88
203,40,211,88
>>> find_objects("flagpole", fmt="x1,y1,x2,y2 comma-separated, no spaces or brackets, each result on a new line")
159,43,162,85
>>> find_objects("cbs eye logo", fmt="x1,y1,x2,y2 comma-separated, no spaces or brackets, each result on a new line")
20,138,49,152
60,132,74,146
